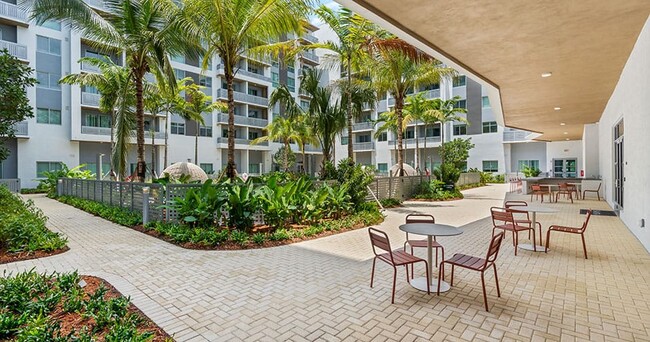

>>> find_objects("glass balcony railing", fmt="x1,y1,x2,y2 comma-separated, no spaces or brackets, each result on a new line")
0,40,27,60
353,142,375,151
12,121,28,137
217,113,268,128
81,92,101,107
216,89,268,106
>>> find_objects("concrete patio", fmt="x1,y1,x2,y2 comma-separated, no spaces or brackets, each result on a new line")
2,184,650,341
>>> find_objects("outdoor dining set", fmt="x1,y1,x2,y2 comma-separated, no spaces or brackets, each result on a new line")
367,201,593,311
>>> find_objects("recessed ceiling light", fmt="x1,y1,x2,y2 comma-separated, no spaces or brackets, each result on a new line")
565,138,570,141
560,122,566,126
541,72,553,78
563,132,568,135
554,107,561,111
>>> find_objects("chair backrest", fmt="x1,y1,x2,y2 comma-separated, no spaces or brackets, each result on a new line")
504,200,527,208
531,184,542,191
559,183,570,191
491,207,515,226
484,232,505,266
580,210,593,232
368,227,394,262
405,213,435,224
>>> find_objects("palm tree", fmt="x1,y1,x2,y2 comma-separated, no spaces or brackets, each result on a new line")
430,96,468,164
251,116,302,172
59,57,133,179
368,38,455,176
175,84,225,165
312,6,378,162
181,0,311,179
31,0,202,182
401,93,440,172
373,106,416,173
293,114,319,173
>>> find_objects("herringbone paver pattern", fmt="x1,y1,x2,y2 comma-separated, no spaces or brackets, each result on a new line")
3,185,650,341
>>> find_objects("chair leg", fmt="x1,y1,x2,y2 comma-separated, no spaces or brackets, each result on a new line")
513,231,518,256
570,192,573,204
531,228,537,252
437,263,444,295
435,248,438,268
545,230,551,253
423,261,430,295
481,271,489,311
450,265,455,286
410,246,415,279
405,264,410,283
391,266,397,304
493,265,501,297
581,234,588,259
370,258,376,288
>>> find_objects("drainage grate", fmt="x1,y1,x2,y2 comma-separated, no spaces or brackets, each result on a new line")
580,209,617,216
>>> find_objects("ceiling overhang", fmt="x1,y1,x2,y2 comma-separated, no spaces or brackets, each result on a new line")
336,0,650,141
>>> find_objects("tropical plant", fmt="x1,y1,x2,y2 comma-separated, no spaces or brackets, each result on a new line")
37,163,95,196
334,158,374,211
429,96,468,164
368,37,455,176
401,93,442,171
0,50,36,162
60,57,134,179
433,163,461,186
181,0,311,179
223,177,262,231
439,138,475,170
522,165,541,178
31,0,203,182
272,146,296,171
251,116,302,172
166,179,225,227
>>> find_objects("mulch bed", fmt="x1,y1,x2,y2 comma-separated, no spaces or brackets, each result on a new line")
0,246,70,264
409,197,464,202
131,219,379,251
54,276,171,341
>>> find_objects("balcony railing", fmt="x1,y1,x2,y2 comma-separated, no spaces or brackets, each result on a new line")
80,61,100,73
353,122,374,131
301,51,319,63
302,33,318,44
81,92,101,107
216,88,268,106
83,0,105,10
0,1,27,23
503,129,531,142
389,136,442,146
13,121,28,137
353,142,375,151
81,126,164,139
0,40,27,60
217,113,268,128
217,137,268,146
378,100,388,113
217,64,273,83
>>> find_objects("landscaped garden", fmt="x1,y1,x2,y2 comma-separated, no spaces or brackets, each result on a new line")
0,270,170,341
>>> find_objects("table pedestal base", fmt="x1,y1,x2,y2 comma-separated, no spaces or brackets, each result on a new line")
410,277,451,293
518,243,546,252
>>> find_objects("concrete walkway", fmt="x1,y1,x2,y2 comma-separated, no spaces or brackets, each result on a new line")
3,184,650,341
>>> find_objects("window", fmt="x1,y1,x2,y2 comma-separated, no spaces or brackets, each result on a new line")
482,121,498,133
171,54,185,63
36,36,61,55
518,160,540,171
454,99,467,109
199,75,212,88
199,126,212,137
84,113,110,128
287,65,295,73
452,75,466,87
426,124,441,137
39,20,61,31
170,122,185,135
300,100,309,110
287,78,295,92
377,163,388,173
422,83,440,91
84,50,110,62
200,163,214,174
174,68,185,80
84,162,110,176
357,134,371,143
36,71,61,89
36,108,61,125
377,132,387,142
405,129,415,139
248,65,260,74
248,110,259,118
271,72,279,87
453,124,467,135
247,88,258,96
482,160,499,173
36,161,63,178
248,131,260,140
482,96,490,108
341,136,348,145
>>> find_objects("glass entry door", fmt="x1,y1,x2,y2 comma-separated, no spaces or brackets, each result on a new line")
614,120,624,209
553,159,577,178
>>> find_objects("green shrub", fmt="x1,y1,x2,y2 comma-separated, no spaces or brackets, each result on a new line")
19,188,48,195
230,230,249,246
37,163,95,197
0,186,67,253
433,163,461,185
251,232,267,245
415,179,463,201
522,166,541,178
334,158,374,211
165,179,225,228
379,198,401,208
57,196,142,227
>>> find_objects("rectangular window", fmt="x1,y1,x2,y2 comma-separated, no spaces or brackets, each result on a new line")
36,108,61,125
170,122,185,135
453,124,467,135
39,20,62,31
518,160,540,171
482,121,498,133
482,160,499,173
357,134,371,143
36,71,61,89
248,110,259,118
341,136,348,145
426,124,441,137
271,72,279,87
247,88,258,96
287,78,295,92
199,126,212,137
377,163,388,173
405,129,415,139
84,113,110,128
174,68,185,80
36,35,61,55
287,65,295,73
248,131,259,140
482,96,490,108
452,75,466,87
454,99,467,109
200,163,214,174
199,75,212,88
36,161,63,178
300,100,309,110
378,132,387,142
249,163,260,174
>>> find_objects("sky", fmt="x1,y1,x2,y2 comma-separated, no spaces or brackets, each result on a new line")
311,0,342,26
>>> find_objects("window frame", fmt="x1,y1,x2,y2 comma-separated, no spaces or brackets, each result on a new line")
482,160,499,173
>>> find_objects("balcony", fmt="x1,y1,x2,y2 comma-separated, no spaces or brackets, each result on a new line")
80,61,100,73
420,89,441,99
378,100,388,113
301,51,319,64
389,136,441,147
0,1,28,25
353,122,374,131
81,92,100,107
503,128,537,142
302,33,318,44
0,40,27,60
217,64,272,83
216,88,268,106
81,126,164,139
353,142,375,151
13,121,28,137
217,137,268,146
217,113,268,128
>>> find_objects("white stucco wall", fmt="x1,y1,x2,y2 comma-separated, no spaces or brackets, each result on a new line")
598,16,650,251
545,140,583,176
582,123,600,178
465,131,506,173
509,142,547,174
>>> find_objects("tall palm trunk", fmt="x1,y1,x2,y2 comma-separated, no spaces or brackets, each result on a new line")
163,110,169,169
302,147,307,174
283,141,290,172
346,57,353,163
414,122,419,172
396,95,405,176
195,121,199,164
423,123,427,172
151,131,155,179
109,109,115,180
134,69,146,182
225,70,236,179
440,121,445,165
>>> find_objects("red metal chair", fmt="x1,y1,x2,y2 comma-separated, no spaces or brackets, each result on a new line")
491,207,536,255
583,183,602,201
504,200,541,240
545,210,593,259
555,183,574,203
403,214,443,277
368,227,430,303
437,232,505,311
530,184,546,202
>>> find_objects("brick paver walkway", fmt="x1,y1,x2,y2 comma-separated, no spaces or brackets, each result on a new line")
3,184,650,341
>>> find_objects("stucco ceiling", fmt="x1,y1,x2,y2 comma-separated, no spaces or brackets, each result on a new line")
341,0,650,141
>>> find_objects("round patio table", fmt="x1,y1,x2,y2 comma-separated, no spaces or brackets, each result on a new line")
538,184,559,202
509,205,559,252
398,223,463,293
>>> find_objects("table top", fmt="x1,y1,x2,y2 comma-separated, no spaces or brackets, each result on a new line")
509,205,559,213
398,223,463,237
538,184,559,187
567,182,582,186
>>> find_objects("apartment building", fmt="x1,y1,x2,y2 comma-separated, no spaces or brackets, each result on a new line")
0,0,324,188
